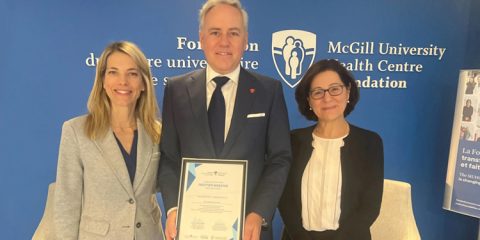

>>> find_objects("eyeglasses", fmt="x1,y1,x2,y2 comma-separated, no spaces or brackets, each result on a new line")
309,84,345,99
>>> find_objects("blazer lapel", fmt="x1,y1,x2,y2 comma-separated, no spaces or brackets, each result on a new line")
187,69,215,156
222,68,257,156
295,126,314,210
133,120,153,192
339,124,354,215
298,127,314,172
94,129,134,197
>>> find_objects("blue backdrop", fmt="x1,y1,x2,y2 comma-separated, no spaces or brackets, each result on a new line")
1,0,479,239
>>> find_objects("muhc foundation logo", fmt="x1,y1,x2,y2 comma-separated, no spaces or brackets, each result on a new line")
272,30,316,88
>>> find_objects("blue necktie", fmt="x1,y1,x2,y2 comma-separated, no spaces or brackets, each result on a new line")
208,76,229,157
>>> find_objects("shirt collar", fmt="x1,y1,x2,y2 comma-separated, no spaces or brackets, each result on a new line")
206,65,240,85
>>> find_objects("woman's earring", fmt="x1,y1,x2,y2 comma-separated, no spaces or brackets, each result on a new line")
347,100,350,103
309,107,312,110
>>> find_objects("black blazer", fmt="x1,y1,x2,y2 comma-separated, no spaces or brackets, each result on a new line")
158,68,292,239
279,124,384,240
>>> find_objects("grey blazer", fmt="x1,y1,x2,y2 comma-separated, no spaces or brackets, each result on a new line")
53,115,164,240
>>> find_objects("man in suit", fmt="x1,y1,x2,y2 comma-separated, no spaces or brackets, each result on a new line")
158,1,292,239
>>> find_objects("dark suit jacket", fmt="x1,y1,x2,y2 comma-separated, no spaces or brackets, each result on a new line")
158,68,292,238
279,124,383,240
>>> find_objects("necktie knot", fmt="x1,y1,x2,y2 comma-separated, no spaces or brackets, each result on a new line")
213,76,229,89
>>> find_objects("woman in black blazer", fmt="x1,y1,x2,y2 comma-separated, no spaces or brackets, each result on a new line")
279,59,384,240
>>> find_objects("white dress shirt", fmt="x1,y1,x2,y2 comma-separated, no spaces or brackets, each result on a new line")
206,65,240,141
301,132,347,231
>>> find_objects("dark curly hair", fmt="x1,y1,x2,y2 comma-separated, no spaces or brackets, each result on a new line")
295,59,359,121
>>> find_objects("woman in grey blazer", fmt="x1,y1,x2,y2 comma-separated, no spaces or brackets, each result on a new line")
53,41,164,240
279,59,383,240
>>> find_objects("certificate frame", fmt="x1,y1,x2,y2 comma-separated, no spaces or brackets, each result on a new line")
176,158,247,240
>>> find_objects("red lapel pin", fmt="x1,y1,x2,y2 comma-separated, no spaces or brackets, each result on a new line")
249,88,255,94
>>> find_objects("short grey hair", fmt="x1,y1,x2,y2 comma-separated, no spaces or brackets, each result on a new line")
199,0,249,32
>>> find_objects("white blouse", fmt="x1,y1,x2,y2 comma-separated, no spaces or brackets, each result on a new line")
301,132,347,231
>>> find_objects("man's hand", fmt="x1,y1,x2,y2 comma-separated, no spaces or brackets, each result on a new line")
165,210,177,240
243,212,263,240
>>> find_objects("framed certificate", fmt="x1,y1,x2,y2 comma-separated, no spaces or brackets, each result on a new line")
176,158,247,240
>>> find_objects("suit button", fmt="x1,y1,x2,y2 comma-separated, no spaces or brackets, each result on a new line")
136,222,141,228
128,198,134,204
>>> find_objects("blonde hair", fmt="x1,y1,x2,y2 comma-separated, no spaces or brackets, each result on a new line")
199,0,248,32
85,41,161,143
